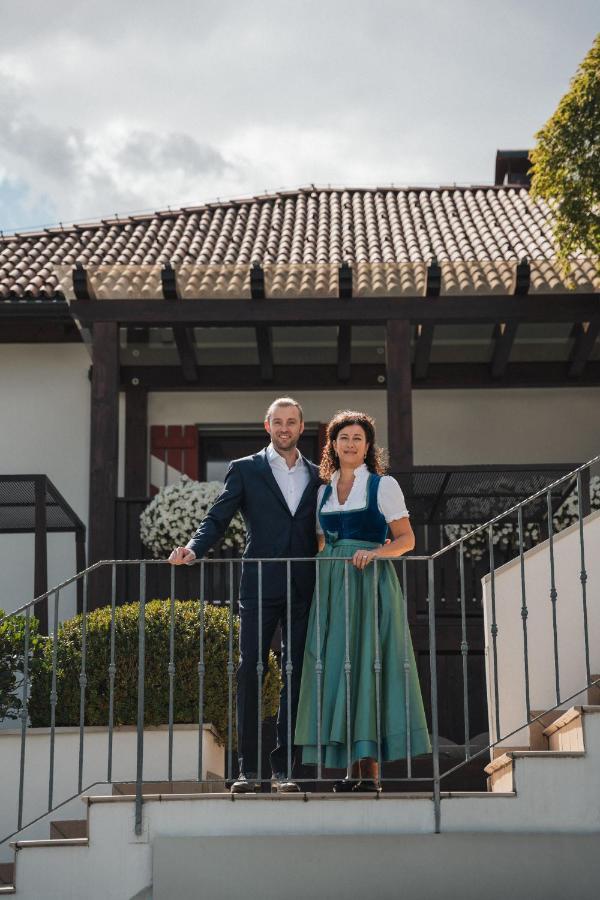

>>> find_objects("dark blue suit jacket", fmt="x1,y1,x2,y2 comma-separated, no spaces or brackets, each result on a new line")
187,448,321,600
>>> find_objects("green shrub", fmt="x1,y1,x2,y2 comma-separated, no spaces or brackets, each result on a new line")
0,608,45,721
28,599,280,744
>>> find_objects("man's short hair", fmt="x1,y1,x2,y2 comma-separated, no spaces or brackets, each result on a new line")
265,397,304,423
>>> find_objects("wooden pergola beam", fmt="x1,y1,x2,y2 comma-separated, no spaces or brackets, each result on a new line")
117,360,600,391
414,324,435,380
569,319,600,378
255,326,274,381
162,263,198,383
68,294,600,326
386,320,413,469
337,324,352,382
124,387,148,496
88,321,119,607
491,321,519,378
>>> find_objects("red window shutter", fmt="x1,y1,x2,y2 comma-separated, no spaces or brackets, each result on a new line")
150,425,199,494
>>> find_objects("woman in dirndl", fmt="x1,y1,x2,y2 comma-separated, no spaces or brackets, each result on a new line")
295,410,430,791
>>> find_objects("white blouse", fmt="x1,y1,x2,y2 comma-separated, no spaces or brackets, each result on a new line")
316,464,410,535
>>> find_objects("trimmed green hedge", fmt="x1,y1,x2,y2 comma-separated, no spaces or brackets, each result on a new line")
0,608,44,721
28,600,280,744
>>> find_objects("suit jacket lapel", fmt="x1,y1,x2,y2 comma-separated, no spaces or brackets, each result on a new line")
257,448,290,513
295,457,320,514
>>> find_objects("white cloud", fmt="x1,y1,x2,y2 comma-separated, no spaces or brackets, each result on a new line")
0,0,597,229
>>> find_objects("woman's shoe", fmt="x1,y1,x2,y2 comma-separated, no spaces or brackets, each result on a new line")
352,779,382,793
332,778,357,793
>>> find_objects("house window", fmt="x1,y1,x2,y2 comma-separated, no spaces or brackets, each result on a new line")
199,428,320,481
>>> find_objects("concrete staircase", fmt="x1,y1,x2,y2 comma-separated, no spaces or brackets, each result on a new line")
2,706,600,899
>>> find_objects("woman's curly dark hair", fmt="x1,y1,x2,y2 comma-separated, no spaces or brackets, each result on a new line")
320,410,387,482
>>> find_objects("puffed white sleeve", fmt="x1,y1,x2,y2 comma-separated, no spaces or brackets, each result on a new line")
377,476,410,522
315,484,326,535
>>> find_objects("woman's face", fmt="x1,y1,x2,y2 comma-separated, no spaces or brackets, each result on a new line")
333,424,370,466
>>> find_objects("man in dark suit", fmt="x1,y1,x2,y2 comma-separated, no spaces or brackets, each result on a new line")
169,398,321,793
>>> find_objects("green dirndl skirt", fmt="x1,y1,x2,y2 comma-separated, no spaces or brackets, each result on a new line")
295,539,431,768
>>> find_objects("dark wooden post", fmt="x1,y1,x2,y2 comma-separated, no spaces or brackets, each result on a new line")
125,388,148,497
386,319,413,470
33,476,48,634
89,322,120,609
75,527,87,614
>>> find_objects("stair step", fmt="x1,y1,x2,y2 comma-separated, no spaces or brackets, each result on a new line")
0,864,14,888
50,819,87,840
112,780,226,796
587,676,600,705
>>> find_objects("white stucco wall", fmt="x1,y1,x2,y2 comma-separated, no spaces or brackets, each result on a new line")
0,345,91,619
150,386,600,466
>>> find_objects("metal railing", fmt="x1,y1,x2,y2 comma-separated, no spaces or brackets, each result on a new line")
1,454,599,843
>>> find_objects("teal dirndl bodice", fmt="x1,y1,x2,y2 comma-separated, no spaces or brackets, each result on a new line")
319,473,388,545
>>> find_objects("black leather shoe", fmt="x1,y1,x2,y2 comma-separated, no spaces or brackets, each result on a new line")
352,779,382,793
332,778,357,793
230,774,261,794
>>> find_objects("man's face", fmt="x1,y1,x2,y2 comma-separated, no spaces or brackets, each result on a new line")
265,405,304,452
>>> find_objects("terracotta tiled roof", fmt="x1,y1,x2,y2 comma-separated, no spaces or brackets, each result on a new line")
0,187,598,300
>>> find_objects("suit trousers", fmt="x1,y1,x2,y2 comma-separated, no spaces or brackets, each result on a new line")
237,589,312,778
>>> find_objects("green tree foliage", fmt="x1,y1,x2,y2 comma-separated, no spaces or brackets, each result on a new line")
28,599,280,745
530,34,600,265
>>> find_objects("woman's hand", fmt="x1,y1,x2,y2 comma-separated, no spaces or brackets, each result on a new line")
352,548,379,570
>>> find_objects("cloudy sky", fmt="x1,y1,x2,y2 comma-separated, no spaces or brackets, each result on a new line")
0,0,597,232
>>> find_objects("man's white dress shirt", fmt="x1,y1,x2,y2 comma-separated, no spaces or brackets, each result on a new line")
266,442,310,516
316,463,409,535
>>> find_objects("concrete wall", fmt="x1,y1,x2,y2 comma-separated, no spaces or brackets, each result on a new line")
153,833,600,900
482,509,600,747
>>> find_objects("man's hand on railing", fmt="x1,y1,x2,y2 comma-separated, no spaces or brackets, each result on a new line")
168,547,196,565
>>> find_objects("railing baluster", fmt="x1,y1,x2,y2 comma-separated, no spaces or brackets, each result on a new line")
458,542,470,760
168,565,176,783
547,490,561,705
227,561,234,782
256,561,263,785
517,505,531,722
427,559,441,834
315,558,323,783
488,523,501,742
286,559,293,781
107,564,117,783
198,561,205,782
576,471,591,685
401,559,411,778
135,562,146,836
78,571,88,795
48,589,60,810
17,609,31,831
343,560,352,780
373,560,382,778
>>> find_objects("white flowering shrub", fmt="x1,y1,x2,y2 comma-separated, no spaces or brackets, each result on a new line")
445,474,600,561
140,475,246,559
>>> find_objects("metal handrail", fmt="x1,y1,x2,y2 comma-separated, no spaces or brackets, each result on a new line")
1,452,598,846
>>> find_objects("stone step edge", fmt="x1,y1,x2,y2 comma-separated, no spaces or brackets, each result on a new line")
81,790,516,805
543,704,600,738
485,750,585,776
